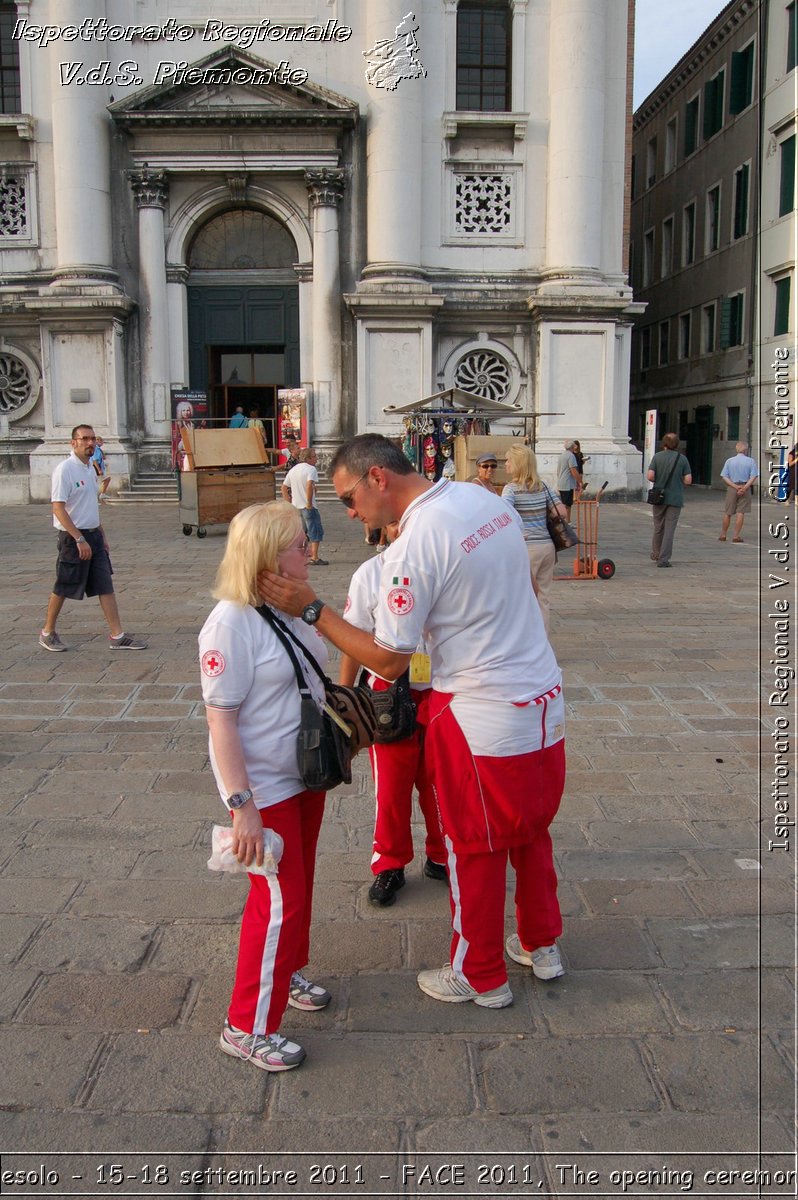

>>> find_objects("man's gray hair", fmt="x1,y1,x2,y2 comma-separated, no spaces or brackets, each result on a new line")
564,439,576,450
330,434,415,478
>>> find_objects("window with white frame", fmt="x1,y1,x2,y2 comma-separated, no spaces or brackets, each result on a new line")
774,275,792,337
732,162,750,239
646,137,657,188
721,291,745,347
702,302,717,353
640,327,652,370
0,4,21,114
664,117,678,173
729,40,755,114
456,0,511,112
779,134,795,217
661,216,674,277
703,68,725,139
682,202,696,265
684,95,699,157
678,312,692,359
705,184,721,254
643,227,655,285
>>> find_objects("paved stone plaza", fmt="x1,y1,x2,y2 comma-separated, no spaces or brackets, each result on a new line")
0,489,794,1197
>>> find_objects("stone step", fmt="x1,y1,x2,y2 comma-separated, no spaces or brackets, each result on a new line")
105,474,178,504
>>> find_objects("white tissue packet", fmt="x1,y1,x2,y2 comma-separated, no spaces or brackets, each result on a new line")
207,824,283,877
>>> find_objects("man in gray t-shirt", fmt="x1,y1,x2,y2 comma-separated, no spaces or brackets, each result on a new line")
556,441,581,517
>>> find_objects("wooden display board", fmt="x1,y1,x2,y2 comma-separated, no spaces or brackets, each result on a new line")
454,434,519,487
181,427,268,470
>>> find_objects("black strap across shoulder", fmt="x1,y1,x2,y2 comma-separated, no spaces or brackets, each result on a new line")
256,604,326,698
658,451,681,490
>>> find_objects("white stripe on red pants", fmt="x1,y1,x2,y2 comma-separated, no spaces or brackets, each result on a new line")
426,693,565,992
227,790,325,1036
368,687,446,873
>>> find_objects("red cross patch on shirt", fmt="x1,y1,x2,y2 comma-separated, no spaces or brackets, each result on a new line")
387,587,414,615
201,650,226,677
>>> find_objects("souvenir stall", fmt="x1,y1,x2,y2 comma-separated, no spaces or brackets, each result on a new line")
384,389,538,487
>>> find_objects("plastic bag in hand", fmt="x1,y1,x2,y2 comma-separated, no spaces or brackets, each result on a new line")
207,824,283,877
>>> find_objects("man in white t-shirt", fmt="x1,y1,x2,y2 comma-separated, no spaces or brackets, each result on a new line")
38,424,146,653
258,434,566,1009
282,447,327,566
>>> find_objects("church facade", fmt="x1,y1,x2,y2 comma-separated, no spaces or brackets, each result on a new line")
0,0,639,501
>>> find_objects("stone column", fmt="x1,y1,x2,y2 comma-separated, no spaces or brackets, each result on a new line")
306,169,344,444
363,0,424,278
510,0,528,112
166,264,189,389
49,0,115,285
293,263,314,396
544,0,606,285
130,169,171,439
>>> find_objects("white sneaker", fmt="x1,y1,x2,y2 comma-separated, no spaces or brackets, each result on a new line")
506,935,564,980
219,1020,305,1071
417,965,513,1008
287,971,331,1011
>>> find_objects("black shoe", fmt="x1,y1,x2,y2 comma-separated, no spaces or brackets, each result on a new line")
368,868,405,906
423,858,448,882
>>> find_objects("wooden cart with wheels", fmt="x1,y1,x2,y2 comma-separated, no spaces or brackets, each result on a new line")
178,427,276,538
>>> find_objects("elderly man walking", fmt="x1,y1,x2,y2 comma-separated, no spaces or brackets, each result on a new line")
556,440,581,517
258,434,566,1008
719,442,758,543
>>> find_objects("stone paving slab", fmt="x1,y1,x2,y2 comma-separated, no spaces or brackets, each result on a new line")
0,491,793,1191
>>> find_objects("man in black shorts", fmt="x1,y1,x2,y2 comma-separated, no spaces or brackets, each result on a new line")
39,424,147,652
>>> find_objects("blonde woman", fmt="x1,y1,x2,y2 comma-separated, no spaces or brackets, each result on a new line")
502,445,567,635
198,501,330,1073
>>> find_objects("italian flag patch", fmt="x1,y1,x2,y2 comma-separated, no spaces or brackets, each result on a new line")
392,576,410,586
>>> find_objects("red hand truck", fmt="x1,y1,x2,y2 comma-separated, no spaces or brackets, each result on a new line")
554,481,616,580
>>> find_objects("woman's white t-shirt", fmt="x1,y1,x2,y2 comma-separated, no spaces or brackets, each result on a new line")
199,601,327,809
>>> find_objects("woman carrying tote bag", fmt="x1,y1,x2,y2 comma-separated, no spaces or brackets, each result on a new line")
501,444,568,636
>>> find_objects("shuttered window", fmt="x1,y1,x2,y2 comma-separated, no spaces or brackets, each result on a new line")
729,43,754,114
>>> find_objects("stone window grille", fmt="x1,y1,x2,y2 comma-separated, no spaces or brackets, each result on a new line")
0,164,37,245
454,172,512,235
0,171,28,238
454,349,512,403
0,350,35,415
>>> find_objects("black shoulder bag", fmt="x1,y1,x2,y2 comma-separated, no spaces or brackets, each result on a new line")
258,606,363,791
647,452,681,505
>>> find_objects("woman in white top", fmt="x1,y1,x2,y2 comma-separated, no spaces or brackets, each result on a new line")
198,501,330,1073
501,444,567,636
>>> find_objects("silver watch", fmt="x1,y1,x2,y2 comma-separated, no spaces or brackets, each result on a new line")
227,788,253,810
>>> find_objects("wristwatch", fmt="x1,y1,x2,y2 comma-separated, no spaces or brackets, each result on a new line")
301,599,325,625
227,788,253,810
75,535,86,544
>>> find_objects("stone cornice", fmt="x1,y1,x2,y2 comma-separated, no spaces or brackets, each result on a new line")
113,108,358,131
